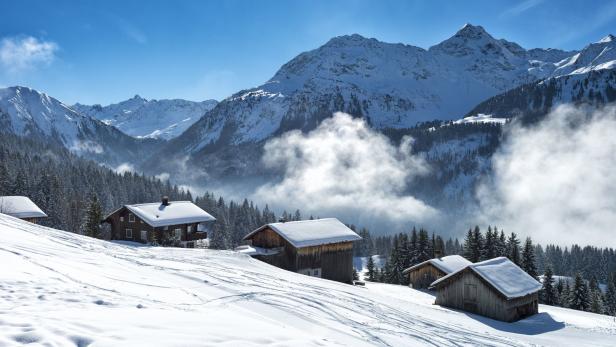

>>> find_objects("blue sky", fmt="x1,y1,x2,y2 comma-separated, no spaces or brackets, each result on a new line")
1,0,615,105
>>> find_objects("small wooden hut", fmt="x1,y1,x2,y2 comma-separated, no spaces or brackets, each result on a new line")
103,197,216,248
240,218,361,283
402,255,472,289
430,257,541,322
0,196,47,224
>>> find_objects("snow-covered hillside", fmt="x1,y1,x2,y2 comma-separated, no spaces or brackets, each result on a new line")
73,96,217,140
1,214,615,346
0,86,160,165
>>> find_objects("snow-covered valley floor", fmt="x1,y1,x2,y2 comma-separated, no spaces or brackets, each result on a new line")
1,214,615,347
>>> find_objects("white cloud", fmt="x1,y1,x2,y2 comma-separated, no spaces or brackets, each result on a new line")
70,140,103,154
114,163,136,174
477,104,616,247
155,172,170,181
500,0,544,17
253,112,438,229
0,36,58,72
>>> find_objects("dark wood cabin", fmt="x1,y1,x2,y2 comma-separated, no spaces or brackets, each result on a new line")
103,197,216,248
240,218,361,283
430,257,541,322
402,255,472,289
0,196,48,224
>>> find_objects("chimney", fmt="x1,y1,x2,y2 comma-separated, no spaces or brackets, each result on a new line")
162,196,169,206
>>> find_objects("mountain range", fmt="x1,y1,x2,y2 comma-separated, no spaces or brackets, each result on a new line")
73,96,217,140
1,23,615,226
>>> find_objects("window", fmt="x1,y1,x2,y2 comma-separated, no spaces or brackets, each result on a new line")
174,228,182,239
187,225,192,233
125,229,133,239
129,213,135,223
120,216,124,222
141,230,148,241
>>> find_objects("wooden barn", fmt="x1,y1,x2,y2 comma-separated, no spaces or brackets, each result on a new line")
402,255,472,289
240,218,361,283
103,197,216,248
0,196,47,224
430,257,542,322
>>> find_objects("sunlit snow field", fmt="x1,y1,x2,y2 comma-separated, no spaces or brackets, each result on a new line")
0,214,615,346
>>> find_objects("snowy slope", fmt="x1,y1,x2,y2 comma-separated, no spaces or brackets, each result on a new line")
1,214,615,346
0,86,160,165
73,96,217,140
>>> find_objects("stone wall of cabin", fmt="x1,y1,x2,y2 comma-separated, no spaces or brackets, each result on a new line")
434,270,538,322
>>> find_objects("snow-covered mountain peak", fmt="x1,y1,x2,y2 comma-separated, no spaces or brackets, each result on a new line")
0,86,157,164
553,35,616,76
322,33,379,48
73,97,218,140
455,23,490,39
598,34,615,44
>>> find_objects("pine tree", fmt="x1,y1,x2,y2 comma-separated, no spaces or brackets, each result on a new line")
471,226,483,262
463,228,474,261
588,277,604,314
506,232,521,266
497,230,507,257
562,281,571,308
83,194,103,238
417,229,431,263
540,265,557,305
605,276,616,316
366,256,377,282
569,273,590,311
522,237,538,279
483,226,496,260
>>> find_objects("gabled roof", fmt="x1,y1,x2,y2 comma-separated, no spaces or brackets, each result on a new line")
402,255,472,275
431,257,542,299
0,196,47,219
243,218,361,248
105,201,215,227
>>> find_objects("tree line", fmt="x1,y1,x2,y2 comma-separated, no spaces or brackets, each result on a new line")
0,133,294,245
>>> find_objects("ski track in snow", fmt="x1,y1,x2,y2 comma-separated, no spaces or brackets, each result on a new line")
1,214,615,346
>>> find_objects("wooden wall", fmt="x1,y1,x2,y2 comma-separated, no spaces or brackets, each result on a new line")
248,227,355,283
434,269,538,322
408,263,446,289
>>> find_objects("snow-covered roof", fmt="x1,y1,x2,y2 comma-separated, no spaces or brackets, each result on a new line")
431,257,542,299
112,201,215,227
402,255,472,275
243,218,361,248
0,196,47,219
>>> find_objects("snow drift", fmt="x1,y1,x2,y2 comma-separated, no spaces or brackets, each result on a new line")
0,213,615,346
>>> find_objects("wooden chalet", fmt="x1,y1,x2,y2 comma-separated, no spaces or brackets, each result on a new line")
430,257,542,322
0,196,47,224
103,197,216,248
240,218,361,283
402,255,471,289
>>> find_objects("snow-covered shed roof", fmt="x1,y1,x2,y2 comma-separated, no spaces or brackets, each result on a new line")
402,255,472,275
107,201,215,227
431,257,542,299
243,218,362,248
0,196,47,219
